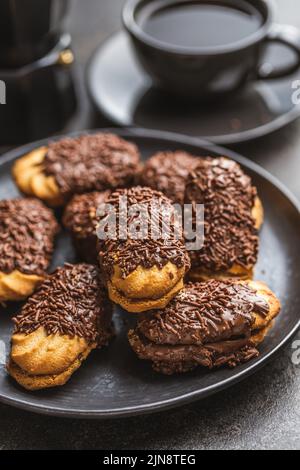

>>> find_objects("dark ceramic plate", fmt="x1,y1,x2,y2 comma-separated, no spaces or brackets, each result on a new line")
87,32,300,145
0,128,299,419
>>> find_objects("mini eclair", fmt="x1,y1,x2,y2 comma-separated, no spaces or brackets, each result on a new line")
7,263,114,390
63,191,111,263
139,151,199,205
98,186,191,313
12,133,141,206
128,279,280,374
185,157,264,281
0,198,59,302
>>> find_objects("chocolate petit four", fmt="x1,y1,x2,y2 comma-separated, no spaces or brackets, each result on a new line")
7,264,114,390
128,280,280,374
63,191,110,263
98,186,191,313
139,151,198,204
185,157,264,281
0,198,59,302
13,133,140,206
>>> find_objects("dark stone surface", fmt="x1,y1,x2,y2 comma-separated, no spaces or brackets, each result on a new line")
0,0,299,450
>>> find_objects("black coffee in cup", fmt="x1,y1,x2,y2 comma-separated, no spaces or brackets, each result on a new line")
138,0,264,48
123,0,300,98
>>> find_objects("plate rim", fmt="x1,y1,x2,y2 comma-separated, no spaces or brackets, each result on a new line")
0,126,300,419
86,31,300,146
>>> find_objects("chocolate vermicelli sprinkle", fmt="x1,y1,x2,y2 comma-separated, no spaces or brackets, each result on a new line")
0,198,59,275
13,264,111,343
138,280,270,346
98,186,190,278
185,157,259,272
44,133,140,198
139,151,199,205
63,191,111,239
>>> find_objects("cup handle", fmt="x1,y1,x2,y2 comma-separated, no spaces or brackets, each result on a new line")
256,24,300,80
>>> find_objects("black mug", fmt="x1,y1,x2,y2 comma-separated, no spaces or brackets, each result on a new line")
123,0,300,98
0,0,69,68
0,34,76,145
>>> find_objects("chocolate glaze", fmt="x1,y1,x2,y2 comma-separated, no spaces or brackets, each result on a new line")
139,151,199,204
129,280,270,374
185,157,259,273
13,264,114,345
138,281,269,345
44,133,140,199
98,186,190,279
0,198,59,276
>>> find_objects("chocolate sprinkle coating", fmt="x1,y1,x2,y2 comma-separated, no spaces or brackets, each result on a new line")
0,198,59,275
139,151,199,204
44,133,141,198
63,191,111,239
138,280,270,346
99,186,190,279
13,264,113,344
185,157,259,273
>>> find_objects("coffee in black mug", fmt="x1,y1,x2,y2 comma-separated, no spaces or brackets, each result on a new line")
123,0,300,98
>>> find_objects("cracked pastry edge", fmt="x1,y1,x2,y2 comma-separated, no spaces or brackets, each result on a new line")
0,270,45,302
12,147,64,207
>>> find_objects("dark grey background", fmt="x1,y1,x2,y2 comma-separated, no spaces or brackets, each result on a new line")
0,0,299,450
